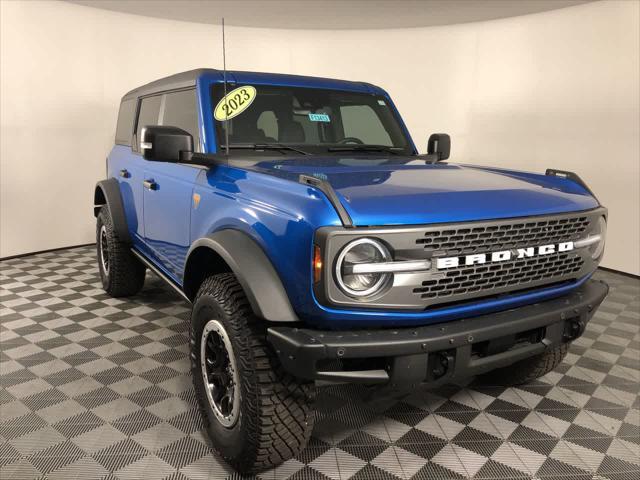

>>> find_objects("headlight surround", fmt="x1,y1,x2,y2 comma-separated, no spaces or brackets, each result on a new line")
589,216,607,259
335,238,391,298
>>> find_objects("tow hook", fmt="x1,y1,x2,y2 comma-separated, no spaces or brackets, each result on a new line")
428,350,455,381
563,317,585,341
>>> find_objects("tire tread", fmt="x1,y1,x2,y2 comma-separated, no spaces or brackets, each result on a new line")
486,343,569,385
97,207,145,297
191,273,314,473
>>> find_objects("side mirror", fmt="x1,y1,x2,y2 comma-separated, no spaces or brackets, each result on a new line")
140,125,193,162
427,133,450,161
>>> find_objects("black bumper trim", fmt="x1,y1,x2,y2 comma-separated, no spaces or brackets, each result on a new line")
267,279,609,386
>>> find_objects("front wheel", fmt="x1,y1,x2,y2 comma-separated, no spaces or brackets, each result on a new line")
190,273,315,474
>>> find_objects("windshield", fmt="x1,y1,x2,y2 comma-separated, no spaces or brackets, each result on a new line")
211,84,413,156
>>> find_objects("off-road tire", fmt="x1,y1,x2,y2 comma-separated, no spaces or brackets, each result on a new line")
96,206,145,297
190,273,315,474
484,343,569,386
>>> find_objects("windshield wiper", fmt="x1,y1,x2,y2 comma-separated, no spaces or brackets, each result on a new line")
327,145,403,155
222,143,310,156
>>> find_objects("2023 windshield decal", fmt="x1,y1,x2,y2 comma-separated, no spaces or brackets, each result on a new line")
214,86,257,121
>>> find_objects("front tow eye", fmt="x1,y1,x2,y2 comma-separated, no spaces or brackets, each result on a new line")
563,318,586,341
428,350,455,381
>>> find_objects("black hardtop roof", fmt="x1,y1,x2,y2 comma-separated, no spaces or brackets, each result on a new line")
122,69,209,100
121,68,380,101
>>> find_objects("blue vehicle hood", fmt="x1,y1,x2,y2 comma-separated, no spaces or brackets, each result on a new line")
243,157,599,226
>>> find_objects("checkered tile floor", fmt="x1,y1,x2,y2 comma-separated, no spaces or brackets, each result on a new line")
1,246,639,480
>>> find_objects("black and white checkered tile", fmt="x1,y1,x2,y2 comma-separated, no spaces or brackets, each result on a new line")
1,246,638,480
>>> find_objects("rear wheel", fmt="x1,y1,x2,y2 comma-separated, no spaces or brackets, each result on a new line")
483,344,569,385
96,206,145,297
190,273,315,473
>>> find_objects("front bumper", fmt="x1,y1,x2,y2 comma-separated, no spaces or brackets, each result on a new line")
267,279,608,387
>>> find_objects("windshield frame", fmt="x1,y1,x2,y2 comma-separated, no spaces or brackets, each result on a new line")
208,82,417,157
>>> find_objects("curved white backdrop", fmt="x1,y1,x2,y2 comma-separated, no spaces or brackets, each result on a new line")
1,0,638,274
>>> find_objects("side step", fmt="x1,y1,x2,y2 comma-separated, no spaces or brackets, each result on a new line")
130,249,191,303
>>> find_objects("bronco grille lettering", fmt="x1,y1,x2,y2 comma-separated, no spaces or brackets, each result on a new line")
436,242,574,270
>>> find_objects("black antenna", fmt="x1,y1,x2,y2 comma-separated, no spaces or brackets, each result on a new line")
222,17,229,157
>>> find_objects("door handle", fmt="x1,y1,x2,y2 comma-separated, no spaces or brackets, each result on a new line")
143,179,157,191
119,169,130,178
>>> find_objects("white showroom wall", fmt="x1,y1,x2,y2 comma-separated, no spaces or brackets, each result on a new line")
1,0,638,274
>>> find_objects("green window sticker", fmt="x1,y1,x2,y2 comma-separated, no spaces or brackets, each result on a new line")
309,113,330,122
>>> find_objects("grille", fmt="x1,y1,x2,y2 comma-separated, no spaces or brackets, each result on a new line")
322,210,600,310
416,215,590,255
412,214,591,302
413,252,583,300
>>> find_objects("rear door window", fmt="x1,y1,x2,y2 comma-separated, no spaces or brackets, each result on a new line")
115,99,135,146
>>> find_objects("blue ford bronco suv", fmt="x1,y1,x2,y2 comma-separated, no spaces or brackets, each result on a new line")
94,68,609,473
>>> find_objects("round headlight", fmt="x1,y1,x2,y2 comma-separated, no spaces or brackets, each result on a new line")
589,216,607,259
335,238,391,298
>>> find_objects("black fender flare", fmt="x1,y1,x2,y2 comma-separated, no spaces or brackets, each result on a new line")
186,230,299,322
94,178,131,244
